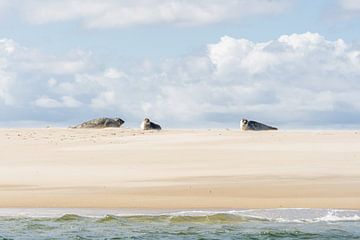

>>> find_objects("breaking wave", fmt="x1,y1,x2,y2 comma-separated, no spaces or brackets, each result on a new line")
0,209,359,239
1,208,359,223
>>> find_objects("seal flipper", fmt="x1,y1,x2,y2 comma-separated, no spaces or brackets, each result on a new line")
104,119,110,127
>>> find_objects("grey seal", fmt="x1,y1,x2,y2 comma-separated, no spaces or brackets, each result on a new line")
240,119,277,131
72,118,124,128
140,118,161,130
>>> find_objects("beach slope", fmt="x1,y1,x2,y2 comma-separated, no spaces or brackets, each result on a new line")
0,128,359,209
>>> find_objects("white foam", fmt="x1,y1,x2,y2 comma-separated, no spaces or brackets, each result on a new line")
312,211,360,223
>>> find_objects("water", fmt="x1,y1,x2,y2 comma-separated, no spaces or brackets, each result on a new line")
0,208,359,239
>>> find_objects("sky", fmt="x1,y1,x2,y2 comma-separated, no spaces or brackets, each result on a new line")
1,0,360,129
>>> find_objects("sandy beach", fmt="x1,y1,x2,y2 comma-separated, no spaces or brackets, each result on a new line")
0,128,359,209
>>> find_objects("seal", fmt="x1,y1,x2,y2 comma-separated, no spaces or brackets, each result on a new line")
72,118,125,128
240,119,277,131
140,118,161,130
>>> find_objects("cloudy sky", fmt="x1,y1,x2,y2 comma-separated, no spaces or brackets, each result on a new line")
1,0,360,128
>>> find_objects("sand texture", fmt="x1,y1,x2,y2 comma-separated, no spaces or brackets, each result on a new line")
0,128,359,209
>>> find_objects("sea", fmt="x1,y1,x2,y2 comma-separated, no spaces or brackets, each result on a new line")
0,208,359,239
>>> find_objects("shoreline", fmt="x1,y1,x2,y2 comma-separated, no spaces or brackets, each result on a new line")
0,128,359,209
0,207,359,217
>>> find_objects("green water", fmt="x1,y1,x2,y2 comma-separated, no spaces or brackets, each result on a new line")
0,209,359,239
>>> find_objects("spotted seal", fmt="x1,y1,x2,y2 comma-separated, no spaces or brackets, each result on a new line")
240,119,277,131
140,118,161,130
72,118,124,128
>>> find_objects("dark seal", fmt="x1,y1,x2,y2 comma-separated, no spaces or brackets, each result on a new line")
141,118,161,130
72,118,125,128
240,119,277,131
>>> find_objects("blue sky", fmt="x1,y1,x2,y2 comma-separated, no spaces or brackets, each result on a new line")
1,0,360,128
2,0,359,58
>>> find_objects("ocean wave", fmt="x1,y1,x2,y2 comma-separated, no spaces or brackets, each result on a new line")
54,214,84,222
0,208,360,224
0,209,359,239
96,214,118,223
121,213,267,224
234,208,360,223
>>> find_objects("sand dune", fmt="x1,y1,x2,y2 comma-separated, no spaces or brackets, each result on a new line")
0,128,359,209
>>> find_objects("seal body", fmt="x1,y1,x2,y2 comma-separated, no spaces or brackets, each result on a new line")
240,119,277,131
72,118,124,128
141,118,161,130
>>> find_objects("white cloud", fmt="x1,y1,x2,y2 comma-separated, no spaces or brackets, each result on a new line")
0,38,93,110
2,33,360,128
61,96,82,108
205,32,360,126
2,0,291,28
208,32,358,83
0,39,16,54
0,69,15,105
104,68,126,79
339,0,360,11
335,0,360,20
34,96,62,108
21,59,88,75
34,96,82,108
91,91,116,108
0,0,10,13
47,78,57,87
0,39,16,105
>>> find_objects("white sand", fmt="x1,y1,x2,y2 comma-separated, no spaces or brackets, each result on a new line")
0,128,359,209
